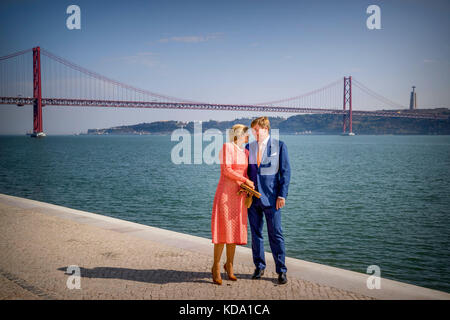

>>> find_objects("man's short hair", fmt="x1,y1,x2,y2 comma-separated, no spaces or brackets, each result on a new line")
250,116,270,131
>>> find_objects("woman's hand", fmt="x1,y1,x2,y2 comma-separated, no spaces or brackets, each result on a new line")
245,179,255,189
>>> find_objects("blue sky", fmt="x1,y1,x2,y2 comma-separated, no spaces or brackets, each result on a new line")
0,0,449,134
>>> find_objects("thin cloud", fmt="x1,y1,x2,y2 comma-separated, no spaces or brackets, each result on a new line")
158,33,223,43
119,52,159,67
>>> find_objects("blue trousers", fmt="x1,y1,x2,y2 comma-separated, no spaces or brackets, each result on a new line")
248,198,287,274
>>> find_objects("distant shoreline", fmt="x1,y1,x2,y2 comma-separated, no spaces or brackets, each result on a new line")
2,109,449,136
83,112,450,136
2,133,450,137
3,133,450,137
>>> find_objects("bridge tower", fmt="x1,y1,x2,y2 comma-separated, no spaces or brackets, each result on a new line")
342,76,353,135
32,46,45,137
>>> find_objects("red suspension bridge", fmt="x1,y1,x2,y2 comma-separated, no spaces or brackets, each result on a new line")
0,46,447,137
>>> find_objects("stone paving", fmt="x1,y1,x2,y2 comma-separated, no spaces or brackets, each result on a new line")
0,201,374,300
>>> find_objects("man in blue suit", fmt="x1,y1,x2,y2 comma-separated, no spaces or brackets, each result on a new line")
245,116,291,284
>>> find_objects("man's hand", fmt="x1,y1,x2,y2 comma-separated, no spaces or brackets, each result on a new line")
245,179,255,189
276,197,285,210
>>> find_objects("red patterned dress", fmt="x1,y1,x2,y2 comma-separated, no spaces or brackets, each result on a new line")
211,142,249,244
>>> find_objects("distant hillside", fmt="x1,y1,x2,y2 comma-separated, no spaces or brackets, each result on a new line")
281,113,450,135
86,117,286,135
86,109,450,135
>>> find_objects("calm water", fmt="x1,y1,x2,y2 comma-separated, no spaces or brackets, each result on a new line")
0,134,449,293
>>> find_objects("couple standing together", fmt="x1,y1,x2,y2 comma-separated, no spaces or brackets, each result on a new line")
211,116,291,285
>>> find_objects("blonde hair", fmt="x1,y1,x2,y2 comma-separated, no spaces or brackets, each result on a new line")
229,124,248,143
251,116,270,131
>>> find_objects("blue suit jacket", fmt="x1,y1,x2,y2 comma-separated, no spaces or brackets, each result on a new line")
245,137,291,208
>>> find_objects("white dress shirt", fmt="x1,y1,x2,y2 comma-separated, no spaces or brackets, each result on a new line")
257,134,270,156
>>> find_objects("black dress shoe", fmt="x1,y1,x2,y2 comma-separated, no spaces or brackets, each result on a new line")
252,268,265,279
278,272,287,284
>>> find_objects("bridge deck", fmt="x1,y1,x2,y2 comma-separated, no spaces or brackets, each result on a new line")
1,97,447,120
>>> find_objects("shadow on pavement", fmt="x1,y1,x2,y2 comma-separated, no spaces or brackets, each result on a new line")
57,266,277,285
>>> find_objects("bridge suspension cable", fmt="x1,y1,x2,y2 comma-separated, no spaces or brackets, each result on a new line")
0,48,33,61
253,79,342,107
352,78,404,109
39,48,204,104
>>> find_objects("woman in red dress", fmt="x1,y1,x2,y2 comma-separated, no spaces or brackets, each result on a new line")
211,124,254,285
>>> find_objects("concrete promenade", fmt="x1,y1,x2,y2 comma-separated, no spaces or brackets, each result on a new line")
0,193,448,300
